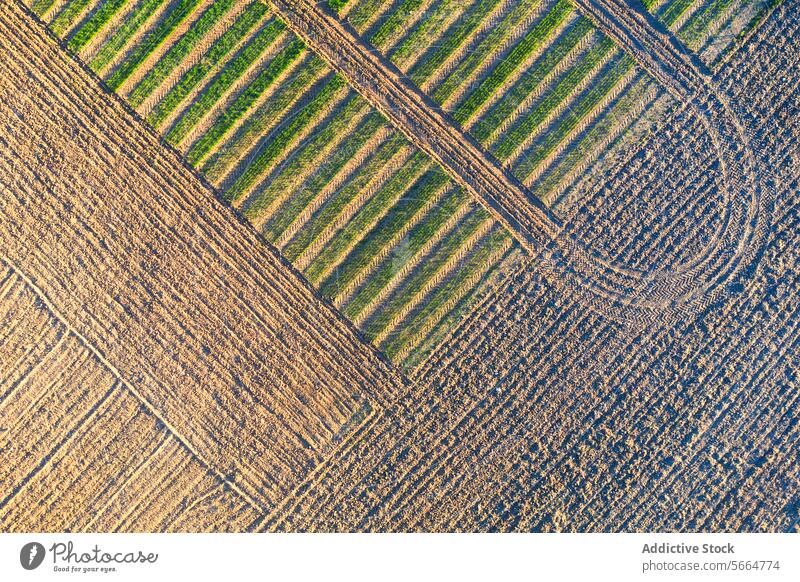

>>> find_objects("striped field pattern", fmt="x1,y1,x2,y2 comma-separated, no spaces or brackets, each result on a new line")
24,0,774,367
27,0,532,368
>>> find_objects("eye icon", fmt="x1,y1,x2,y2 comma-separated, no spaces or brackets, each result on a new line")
20,542,45,570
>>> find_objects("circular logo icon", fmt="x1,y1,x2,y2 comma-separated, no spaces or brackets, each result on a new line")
20,542,45,570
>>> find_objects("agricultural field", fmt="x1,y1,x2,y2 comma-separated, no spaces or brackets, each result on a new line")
261,1,800,530
1,0,797,534
646,0,779,63
27,0,527,368
0,268,259,531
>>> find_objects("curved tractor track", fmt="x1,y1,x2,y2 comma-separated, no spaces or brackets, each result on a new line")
267,0,765,321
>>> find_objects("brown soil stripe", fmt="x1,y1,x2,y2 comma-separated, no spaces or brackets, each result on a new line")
265,0,563,251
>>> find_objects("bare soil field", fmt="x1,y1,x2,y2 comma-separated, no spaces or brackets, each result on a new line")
260,1,800,531
0,1,403,529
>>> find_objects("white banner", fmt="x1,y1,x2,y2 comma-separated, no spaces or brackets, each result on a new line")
0,533,796,581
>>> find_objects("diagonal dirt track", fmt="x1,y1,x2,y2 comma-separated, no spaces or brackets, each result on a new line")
0,1,404,516
264,0,563,250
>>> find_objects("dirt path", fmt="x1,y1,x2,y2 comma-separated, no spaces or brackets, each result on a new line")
265,0,563,250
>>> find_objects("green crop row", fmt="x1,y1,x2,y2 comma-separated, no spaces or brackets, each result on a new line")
319,169,451,299
659,0,698,27
223,75,348,204
408,0,505,86
146,2,268,128
327,0,351,14
363,206,491,340
51,0,93,37
200,54,328,181
386,227,512,362
32,0,56,17
388,0,462,65
492,37,615,160
303,152,430,284
469,15,594,144
515,52,632,179
186,38,306,164
127,0,235,107
453,0,574,125
679,0,738,46
106,0,205,90
400,243,518,369
369,0,424,50
257,103,382,241
341,188,465,321
67,0,128,52
536,73,653,206
432,0,543,105
280,134,408,263
343,0,393,34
